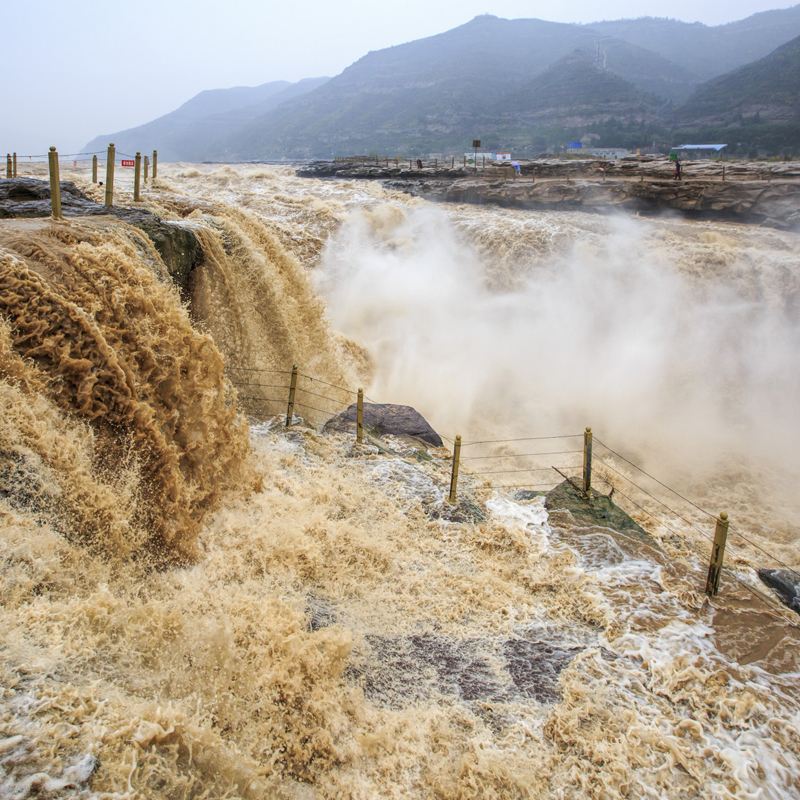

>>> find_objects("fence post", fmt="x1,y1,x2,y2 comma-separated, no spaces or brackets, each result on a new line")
134,152,142,201
47,147,62,220
722,165,725,182
285,365,298,427
582,427,592,494
105,144,115,207
463,155,466,168
144,155,149,183
448,435,462,504
92,154,98,183
5,154,10,178
356,388,364,443
705,512,729,597
152,149,158,181
12,152,17,177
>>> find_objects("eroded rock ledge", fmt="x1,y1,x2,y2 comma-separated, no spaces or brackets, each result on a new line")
0,178,202,290
298,159,800,230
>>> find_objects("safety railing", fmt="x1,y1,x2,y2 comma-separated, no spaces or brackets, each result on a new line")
3,144,159,217
227,362,799,626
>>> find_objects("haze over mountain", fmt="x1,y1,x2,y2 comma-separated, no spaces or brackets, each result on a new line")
85,6,800,159
84,78,329,162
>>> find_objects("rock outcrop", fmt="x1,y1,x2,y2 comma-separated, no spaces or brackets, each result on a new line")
758,568,800,613
298,158,800,230
0,178,202,291
324,402,443,447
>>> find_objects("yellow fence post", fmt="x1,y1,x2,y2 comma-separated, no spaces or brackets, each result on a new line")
5,154,10,178
152,149,158,181
47,147,62,220
448,434,462,504
105,144,115,207
582,427,592,494
12,152,17,177
705,512,729,597
92,154,98,183
356,388,364,443
285,365,298,427
134,152,142,201
144,155,149,183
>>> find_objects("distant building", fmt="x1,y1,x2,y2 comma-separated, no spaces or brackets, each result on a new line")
464,152,495,164
495,152,512,161
670,144,728,160
585,147,630,159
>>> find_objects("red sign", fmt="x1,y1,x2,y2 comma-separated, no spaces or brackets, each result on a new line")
121,159,135,167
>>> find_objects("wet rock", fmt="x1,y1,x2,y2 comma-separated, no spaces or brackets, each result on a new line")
0,178,202,292
324,402,443,447
758,568,800,614
545,479,649,541
503,638,582,703
347,631,582,708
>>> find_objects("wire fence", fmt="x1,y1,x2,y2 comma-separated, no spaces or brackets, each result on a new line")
227,362,799,629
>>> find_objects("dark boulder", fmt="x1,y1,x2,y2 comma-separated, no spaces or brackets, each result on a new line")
0,178,202,292
757,568,800,614
324,402,443,447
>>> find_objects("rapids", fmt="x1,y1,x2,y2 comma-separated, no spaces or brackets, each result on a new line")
1,162,799,799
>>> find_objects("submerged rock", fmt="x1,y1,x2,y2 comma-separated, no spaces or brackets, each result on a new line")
324,402,443,447
0,178,202,291
545,479,649,540
758,568,800,614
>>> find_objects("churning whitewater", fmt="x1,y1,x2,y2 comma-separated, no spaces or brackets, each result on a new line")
1,162,799,799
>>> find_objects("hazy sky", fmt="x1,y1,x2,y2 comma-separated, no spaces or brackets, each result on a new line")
2,0,793,153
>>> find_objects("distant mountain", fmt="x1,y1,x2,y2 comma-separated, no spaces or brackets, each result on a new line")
218,15,694,160
85,6,800,160
83,77,329,161
673,34,800,154
588,5,800,79
679,34,800,124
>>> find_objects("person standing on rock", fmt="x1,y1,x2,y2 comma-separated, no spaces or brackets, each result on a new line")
674,158,682,181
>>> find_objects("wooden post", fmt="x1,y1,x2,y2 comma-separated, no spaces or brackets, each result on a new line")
144,155,149,183
409,159,412,170
105,143,115,207
448,434,462,504
582,427,592,494
12,152,17,177
47,147,62,220
722,165,725,182
705,512,729,597
92,154,98,183
5,154,10,178
133,152,142,201
356,388,364,443
285,365,298,427
152,149,158,181
451,156,454,168
463,155,466,168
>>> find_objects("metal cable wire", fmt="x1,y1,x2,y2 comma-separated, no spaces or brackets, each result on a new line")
293,400,333,417
595,438,716,520
489,482,560,490
228,366,293,375
298,372,354,396
719,567,800,629
231,381,288,391
295,386,349,407
462,434,582,446
724,528,800,582
597,457,709,536
462,449,582,461
596,444,800,580
610,485,714,544
472,465,581,475
236,394,285,404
